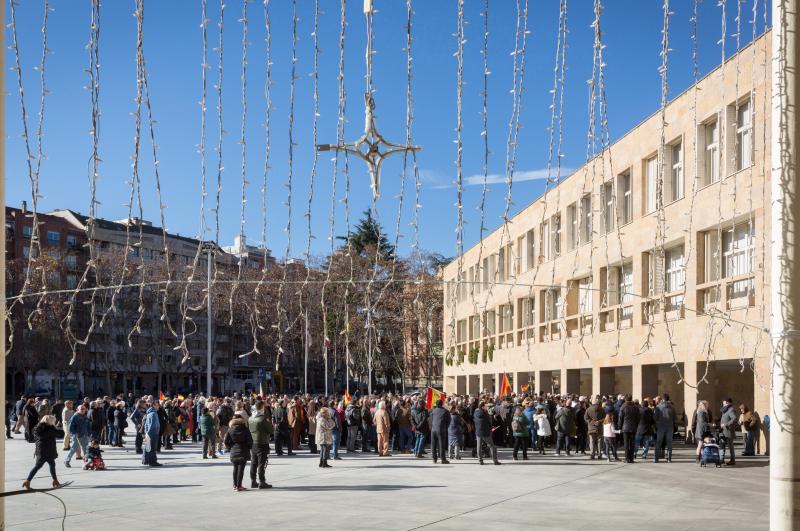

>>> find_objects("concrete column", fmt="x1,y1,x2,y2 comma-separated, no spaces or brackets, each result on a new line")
632,363,643,401
591,366,602,397
683,361,698,432
771,2,800,526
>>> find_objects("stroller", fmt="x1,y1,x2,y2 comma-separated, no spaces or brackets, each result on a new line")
699,431,726,467
83,444,106,471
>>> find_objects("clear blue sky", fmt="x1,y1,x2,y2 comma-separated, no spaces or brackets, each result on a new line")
5,0,769,260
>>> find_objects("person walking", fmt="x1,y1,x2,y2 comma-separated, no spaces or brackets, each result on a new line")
429,399,450,464
693,400,711,461
511,406,530,460
719,398,738,466
374,400,391,457
61,401,78,457
653,393,675,462
316,407,335,468
224,414,253,491
473,401,500,465
618,395,640,463
22,415,60,490
64,405,90,468
142,402,162,467
248,400,273,489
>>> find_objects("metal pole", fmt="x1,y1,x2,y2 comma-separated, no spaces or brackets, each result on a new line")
345,343,350,395
304,311,309,395
771,2,800,527
427,307,433,389
324,343,328,397
206,247,213,398
0,0,7,518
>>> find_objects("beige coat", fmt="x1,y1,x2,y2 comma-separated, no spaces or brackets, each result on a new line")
315,411,334,445
374,408,391,434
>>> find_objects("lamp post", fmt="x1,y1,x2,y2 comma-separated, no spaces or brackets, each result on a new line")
202,242,215,398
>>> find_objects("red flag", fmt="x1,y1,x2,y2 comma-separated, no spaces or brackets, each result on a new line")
499,374,512,397
159,390,165,401
344,390,351,404
425,387,446,409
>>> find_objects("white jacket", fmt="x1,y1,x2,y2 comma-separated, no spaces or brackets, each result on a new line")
534,413,552,436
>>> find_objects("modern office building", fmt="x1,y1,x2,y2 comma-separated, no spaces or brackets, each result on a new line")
442,32,770,419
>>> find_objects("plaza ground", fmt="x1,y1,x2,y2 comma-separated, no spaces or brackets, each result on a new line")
4,436,768,530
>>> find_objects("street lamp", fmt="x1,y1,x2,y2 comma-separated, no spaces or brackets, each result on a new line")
201,242,216,398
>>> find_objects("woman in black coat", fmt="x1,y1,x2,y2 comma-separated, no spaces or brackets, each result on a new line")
24,399,39,443
224,415,253,491
22,415,60,489
113,403,128,447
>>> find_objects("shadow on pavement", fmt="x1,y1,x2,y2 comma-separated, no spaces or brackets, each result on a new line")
272,484,445,492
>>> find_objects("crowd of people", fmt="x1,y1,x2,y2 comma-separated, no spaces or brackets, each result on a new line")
8,389,768,491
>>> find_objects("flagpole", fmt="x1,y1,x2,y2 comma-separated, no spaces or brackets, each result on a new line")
324,343,329,396
304,311,309,395
345,342,350,396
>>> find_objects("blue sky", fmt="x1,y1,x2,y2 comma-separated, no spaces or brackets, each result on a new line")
5,0,769,260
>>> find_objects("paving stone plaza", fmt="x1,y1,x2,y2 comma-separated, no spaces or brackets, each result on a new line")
4,436,768,530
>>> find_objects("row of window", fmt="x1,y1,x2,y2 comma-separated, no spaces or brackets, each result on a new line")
18,225,80,248
451,96,755,303
451,219,756,346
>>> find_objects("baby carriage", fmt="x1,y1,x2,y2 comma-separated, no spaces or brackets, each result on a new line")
699,433,724,467
84,447,106,471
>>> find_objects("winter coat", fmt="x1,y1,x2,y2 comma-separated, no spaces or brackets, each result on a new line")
473,407,490,438
224,418,253,462
585,404,604,435
143,408,160,440
653,401,676,431
68,412,91,438
636,407,654,437
429,406,451,434
315,412,335,446
396,406,411,429
410,406,429,434
33,423,58,460
720,405,738,439
306,403,317,435
694,409,711,439
554,406,576,434
512,414,531,437
25,405,39,429
199,413,215,437
374,408,391,434
534,412,552,437
618,402,641,434
248,412,274,446
448,414,465,440
114,408,128,430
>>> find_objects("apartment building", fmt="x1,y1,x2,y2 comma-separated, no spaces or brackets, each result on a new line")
442,32,771,419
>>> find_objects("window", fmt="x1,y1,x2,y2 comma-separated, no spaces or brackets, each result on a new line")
722,222,755,278
578,277,593,313
540,221,550,261
647,250,665,297
520,297,535,327
525,230,535,271
457,319,467,343
66,254,77,269
580,194,592,244
498,249,506,283
665,245,686,293
47,231,60,245
484,310,496,336
669,141,684,202
66,274,78,289
567,202,578,250
550,214,561,258
482,257,489,289
735,99,752,171
516,237,525,275
22,247,30,259
617,172,632,225
66,235,78,249
602,182,615,234
22,225,32,238
645,156,658,213
620,263,633,305
47,271,60,286
471,315,480,340
702,117,720,185
499,304,514,333
544,289,562,322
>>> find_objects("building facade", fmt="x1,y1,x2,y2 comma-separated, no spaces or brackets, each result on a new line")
442,33,771,419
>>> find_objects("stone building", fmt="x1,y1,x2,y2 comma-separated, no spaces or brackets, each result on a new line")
441,32,771,421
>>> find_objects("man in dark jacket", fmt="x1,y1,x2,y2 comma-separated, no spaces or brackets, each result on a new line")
636,399,655,459
429,400,451,464
410,401,428,458
585,399,604,459
618,395,640,463
130,400,147,454
248,400,273,489
272,399,293,456
88,401,105,444
473,402,500,465
719,398,738,466
554,402,576,456
653,394,676,462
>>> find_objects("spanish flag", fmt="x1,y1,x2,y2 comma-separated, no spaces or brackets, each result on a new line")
425,387,446,409
499,373,512,397
159,390,165,401
177,394,185,402
344,389,351,404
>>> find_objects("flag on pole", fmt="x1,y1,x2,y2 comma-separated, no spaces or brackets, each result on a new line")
159,390,165,401
425,387,447,409
499,373,512,397
259,381,264,399
344,389,351,404
521,383,530,394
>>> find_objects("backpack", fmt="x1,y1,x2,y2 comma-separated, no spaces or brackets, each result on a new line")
511,418,522,433
347,407,362,426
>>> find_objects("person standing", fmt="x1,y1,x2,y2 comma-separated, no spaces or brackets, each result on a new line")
22,415,60,490
306,399,318,454
142,402,162,467
719,398,738,466
618,395,640,463
429,399,450,464
345,400,362,453
511,406,530,460
361,399,375,454
24,399,39,443
533,405,551,455
130,400,147,454
636,399,655,459
248,400,272,489
739,404,757,456
199,407,218,458
653,393,675,462
396,400,413,453
224,414,253,491
316,407,335,468
374,400,391,457
64,405,90,468
473,401,500,465
554,401,575,456
410,400,428,458
14,395,26,434
585,398,604,459
113,402,128,447
329,400,342,460
272,399,293,456
602,412,619,462
448,405,465,460
216,399,234,455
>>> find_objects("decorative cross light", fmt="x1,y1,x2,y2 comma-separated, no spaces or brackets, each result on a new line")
316,0,421,201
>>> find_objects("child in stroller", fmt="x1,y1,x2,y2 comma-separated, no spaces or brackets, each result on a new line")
84,439,106,470
700,432,726,467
